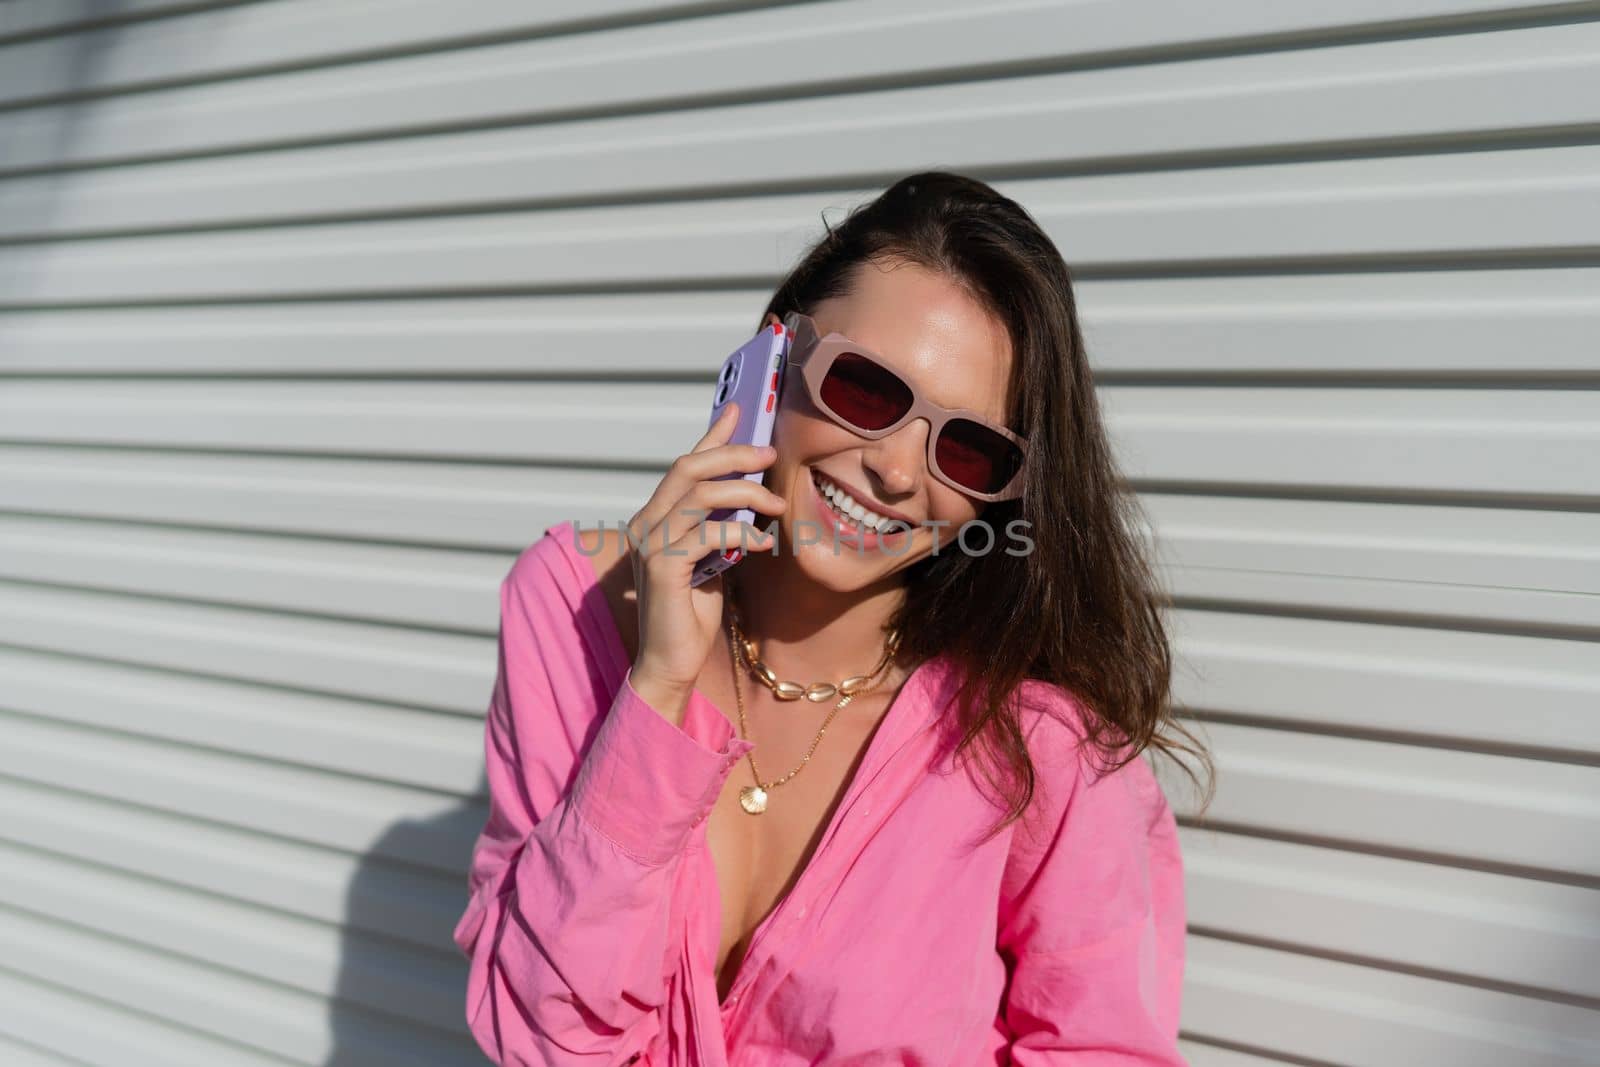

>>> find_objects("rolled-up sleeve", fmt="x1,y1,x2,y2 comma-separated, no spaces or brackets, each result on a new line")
996,694,1189,1065
568,669,748,867
452,557,753,1066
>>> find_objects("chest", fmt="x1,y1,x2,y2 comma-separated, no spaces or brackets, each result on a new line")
694,663,893,1002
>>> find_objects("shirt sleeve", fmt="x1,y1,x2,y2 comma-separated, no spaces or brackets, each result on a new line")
996,692,1189,1066
452,554,754,1066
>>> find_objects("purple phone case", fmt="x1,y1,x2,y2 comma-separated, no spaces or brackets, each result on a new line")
690,322,789,587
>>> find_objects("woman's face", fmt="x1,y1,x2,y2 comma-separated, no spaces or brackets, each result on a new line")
760,258,1016,592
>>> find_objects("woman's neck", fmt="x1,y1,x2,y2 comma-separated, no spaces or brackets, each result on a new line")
726,549,906,683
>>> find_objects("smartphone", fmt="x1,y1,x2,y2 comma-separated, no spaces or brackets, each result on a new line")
689,320,789,587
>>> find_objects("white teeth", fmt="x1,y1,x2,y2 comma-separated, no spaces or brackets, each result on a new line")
816,472,889,530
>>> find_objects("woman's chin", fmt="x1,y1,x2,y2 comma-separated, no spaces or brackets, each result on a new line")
793,526,922,592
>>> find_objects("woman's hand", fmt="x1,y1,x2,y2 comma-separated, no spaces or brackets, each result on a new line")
625,402,787,722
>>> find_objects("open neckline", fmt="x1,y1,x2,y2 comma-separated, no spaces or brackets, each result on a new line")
546,518,940,1011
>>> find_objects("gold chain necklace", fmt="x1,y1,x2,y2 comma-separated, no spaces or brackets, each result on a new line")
724,600,902,815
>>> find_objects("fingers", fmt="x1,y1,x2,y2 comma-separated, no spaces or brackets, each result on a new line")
679,475,787,519
667,519,775,559
692,401,740,454
634,426,778,539
637,480,785,561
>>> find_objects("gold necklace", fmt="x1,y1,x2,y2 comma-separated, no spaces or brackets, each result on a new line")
724,604,902,815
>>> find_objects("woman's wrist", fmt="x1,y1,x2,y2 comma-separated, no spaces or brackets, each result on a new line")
628,664,692,727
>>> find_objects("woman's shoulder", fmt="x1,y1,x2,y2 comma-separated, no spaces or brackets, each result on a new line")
1009,676,1174,832
1011,677,1095,763
503,521,582,606
499,520,633,684
506,520,629,590
499,520,624,661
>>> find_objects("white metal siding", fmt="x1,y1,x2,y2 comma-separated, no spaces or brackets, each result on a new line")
1,2,1597,1065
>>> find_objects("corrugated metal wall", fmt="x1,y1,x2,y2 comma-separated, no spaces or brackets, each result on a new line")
2,2,1597,1064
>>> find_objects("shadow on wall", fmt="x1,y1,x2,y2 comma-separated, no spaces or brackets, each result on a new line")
330,560,633,1064
333,797,491,1066
0,0,128,275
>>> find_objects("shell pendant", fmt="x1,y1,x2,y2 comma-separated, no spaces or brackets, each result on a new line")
738,785,769,814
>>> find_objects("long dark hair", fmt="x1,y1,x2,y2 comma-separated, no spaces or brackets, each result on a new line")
761,171,1215,842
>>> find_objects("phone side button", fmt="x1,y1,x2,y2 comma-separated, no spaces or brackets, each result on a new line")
723,548,743,562
765,392,775,412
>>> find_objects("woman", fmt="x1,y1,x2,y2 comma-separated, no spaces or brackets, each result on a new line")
453,172,1215,1065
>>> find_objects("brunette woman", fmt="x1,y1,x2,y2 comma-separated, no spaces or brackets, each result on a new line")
454,171,1214,1066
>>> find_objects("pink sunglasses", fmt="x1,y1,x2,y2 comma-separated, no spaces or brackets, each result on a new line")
781,311,1028,502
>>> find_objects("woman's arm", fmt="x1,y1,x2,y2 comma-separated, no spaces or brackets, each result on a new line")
452,552,752,1066
996,696,1189,1065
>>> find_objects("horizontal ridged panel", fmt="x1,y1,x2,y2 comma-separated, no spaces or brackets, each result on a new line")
1183,937,1600,1065
1179,1046,1305,1067
0,643,484,790
0,705,482,871
1148,495,1600,601
0,444,609,546
1155,722,1600,881
0,965,294,1067
3,272,1598,375
0,513,506,632
0,776,459,948
5,150,1600,304
1181,829,1600,1001
0,1,240,46
3,515,1596,756
2,381,1592,500
4,21,1600,237
0,904,476,1066
0,578,490,714
0,1033,82,1067
0,841,463,1028
1170,609,1600,755
0,1,1585,174
0,0,713,103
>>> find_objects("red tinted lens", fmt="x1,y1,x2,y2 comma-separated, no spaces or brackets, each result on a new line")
935,418,1024,495
818,352,913,431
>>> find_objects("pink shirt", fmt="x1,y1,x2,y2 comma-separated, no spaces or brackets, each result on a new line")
453,520,1188,1066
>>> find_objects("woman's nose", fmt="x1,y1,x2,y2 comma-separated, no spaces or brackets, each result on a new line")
864,418,929,496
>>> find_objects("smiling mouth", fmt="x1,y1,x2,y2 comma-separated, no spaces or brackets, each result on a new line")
810,468,911,535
